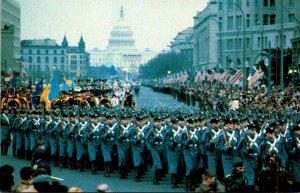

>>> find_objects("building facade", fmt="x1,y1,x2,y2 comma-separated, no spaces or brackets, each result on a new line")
290,2,300,81
1,0,20,72
89,7,155,77
193,0,299,71
21,36,88,82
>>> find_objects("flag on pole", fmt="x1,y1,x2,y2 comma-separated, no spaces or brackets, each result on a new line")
230,69,243,84
40,84,51,110
48,71,60,101
248,67,264,89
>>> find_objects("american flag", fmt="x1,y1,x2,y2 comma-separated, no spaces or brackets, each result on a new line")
248,67,264,89
230,69,243,84
220,71,229,84
194,71,200,82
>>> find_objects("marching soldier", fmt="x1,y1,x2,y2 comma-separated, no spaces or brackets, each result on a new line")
115,113,133,179
30,110,42,159
87,111,101,174
287,124,300,191
75,110,88,172
23,110,32,160
49,109,60,167
145,116,164,185
201,118,222,175
182,117,199,191
100,113,118,177
66,110,78,169
40,110,52,163
164,117,182,188
237,123,262,191
58,110,69,169
1,109,11,155
15,109,27,159
216,118,239,177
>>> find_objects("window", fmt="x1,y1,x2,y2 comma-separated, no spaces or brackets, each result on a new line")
236,0,241,7
61,50,64,54
29,50,32,54
270,15,276,24
264,37,268,48
257,37,261,49
219,17,223,31
246,0,250,7
246,38,250,48
45,56,49,63
263,14,269,25
46,65,49,70
246,14,250,28
54,50,57,54
255,14,259,26
276,36,279,47
264,0,268,7
61,65,65,71
236,15,242,29
61,57,65,63
228,0,233,11
46,50,49,54
29,56,32,63
288,13,294,23
270,0,275,7
288,0,294,7
37,65,41,71
37,56,41,63
283,35,286,47
218,1,223,10
227,16,234,30
54,57,57,63
37,50,40,54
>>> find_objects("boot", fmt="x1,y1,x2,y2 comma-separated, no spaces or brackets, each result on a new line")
25,150,32,160
119,166,128,179
171,174,178,188
153,170,160,185
78,159,84,172
91,161,97,174
3,144,9,156
104,162,111,177
52,155,59,167
135,167,142,182
185,176,190,191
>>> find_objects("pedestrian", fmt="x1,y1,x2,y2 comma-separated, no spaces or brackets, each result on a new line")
223,157,248,192
15,166,35,192
0,164,15,192
195,169,224,193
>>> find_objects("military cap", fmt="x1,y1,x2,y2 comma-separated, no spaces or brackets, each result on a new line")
44,111,51,116
265,125,275,133
36,140,45,146
120,113,128,119
203,169,216,178
177,115,185,121
89,112,98,118
106,113,116,119
224,118,233,125
19,109,27,114
210,118,219,124
31,110,39,115
154,116,162,122
187,117,196,124
247,123,257,130
70,111,77,117
232,157,243,167
171,117,179,124
79,110,87,116
293,124,300,132
32,174,52,184
278,119,286,125
61,110,69,117
52,110,60,116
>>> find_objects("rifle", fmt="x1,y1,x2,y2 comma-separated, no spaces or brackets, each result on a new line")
240,126,252,150
221,126,231,148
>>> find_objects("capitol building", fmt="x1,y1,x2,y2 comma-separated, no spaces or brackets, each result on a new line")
89,7,155,76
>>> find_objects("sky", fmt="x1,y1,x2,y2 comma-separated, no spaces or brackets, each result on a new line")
18,0,209,52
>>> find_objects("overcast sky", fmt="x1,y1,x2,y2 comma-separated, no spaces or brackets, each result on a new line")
18,0,208,52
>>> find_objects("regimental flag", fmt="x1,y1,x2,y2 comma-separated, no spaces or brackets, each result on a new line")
230,69,243,84
48,71,60,101
40,84,51,110
248,67,264,89
62,79,73,92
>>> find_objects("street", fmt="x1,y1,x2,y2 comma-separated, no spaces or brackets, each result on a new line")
0,86,188,192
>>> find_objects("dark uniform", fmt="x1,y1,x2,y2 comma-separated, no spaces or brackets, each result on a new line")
1,111,11,155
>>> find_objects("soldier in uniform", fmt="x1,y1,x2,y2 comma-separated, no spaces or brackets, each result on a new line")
237,123,262,191
100,113,118,177
30,110,42,159
216,118,239,177
201,118,221,175
145,116,164,185
182,117,200,191
287,124,300,191
40,110,52,163
129,115,146,182
87,111,101,174
15,109,27,159
1,109,11,155
163,117,182,188
66,110,78,169
115,113,133,179
76,110,89,172
9,109,18,157
58,110,69,169
49,109,61,167
23,110,32,160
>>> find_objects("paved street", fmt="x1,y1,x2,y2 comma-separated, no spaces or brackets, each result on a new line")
0,86,189,192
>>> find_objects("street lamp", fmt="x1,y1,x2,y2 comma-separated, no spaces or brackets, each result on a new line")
219,1,246,91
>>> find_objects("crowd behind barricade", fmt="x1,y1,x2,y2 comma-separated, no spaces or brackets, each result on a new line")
1,80,300,193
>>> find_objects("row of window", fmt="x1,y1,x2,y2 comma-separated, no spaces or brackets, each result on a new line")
22,49,65,55
27,64,86,72
26,56,65,64
218,0,294,10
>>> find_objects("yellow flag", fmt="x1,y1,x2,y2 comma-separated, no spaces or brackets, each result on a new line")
40,84,51,110
66,80,72,87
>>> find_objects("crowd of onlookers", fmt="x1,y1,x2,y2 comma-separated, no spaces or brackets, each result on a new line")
0,164,111,192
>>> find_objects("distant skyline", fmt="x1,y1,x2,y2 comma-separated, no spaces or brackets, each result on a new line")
18,0,208,52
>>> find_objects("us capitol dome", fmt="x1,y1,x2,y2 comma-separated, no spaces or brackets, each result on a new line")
89,7,155,78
